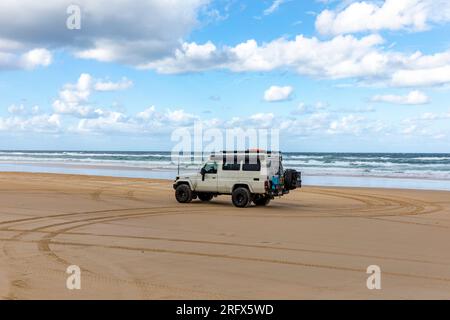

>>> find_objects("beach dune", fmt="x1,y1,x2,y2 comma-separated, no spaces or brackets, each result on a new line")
0,172,449,299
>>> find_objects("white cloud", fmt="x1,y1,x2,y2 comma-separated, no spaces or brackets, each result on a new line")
229,34,386,78
2,73,197,135
2,103,195,135
328,115,366,135
143,34,388,78
0,48,52,70
399,110,450,138
74,107,199,135
391,65,450,87
165,109,198,124
139,33,450,88
371,90,430,105
263,85,293,102
7,104,26,115
402,124,417,135
52,73,133,117
0,105,379,138
315,0,450,35
279,112,331,136
139,41,221,73
7,104,41,115
327,114,386,135
20,48,52,69
0,0,209,69
292,101,328,114
0,114,60,133
136,106,158,121
249,113,275,127
0,97,398,139
405,111,450,121
95,78,133,91
75,111,137,134
52,73,97,118
0,69,445,140
1,0,448,91
31,105,40,114
264,0,285,15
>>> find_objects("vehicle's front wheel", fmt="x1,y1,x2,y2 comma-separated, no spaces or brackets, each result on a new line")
253,195,271,206
198,192,214,202
175,184,193,203
232,187,251,208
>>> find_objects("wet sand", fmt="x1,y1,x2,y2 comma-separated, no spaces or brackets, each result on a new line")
0,172,449,299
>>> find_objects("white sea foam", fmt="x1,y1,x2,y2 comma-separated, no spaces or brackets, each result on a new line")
0,151,449,182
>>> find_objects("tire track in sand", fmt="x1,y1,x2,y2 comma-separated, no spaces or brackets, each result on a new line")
30,204,450,285
0,206,224,299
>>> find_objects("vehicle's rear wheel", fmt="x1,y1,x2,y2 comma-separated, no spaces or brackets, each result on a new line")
198,192,214,202
232,187,251,208
253,195,271,206
175,184,193,203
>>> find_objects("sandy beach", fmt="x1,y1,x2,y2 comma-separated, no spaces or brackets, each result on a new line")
0,172,449,299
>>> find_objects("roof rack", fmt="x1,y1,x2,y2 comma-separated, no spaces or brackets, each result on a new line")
209,150,281,161
216,150,278,154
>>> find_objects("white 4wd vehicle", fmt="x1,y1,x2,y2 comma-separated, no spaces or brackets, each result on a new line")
173,150,301,208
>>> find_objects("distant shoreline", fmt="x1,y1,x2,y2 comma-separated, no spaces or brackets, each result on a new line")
1,150,449,191
1,161,450,192
1,150,450,154
1,160,450,181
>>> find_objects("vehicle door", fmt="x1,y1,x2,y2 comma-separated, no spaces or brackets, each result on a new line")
197,161,218,192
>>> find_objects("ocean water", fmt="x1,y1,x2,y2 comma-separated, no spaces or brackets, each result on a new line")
0,151,449,191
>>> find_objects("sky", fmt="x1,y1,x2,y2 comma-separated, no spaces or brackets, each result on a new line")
0,0,449,152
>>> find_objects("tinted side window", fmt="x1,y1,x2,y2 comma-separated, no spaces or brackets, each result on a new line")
222,155,240,170
242,156,261,171
223,162,240,170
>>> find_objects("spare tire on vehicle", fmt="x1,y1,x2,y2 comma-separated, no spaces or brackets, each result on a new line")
284,169,299,190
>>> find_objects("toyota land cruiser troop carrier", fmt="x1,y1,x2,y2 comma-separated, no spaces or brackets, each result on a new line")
173,150,301,207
